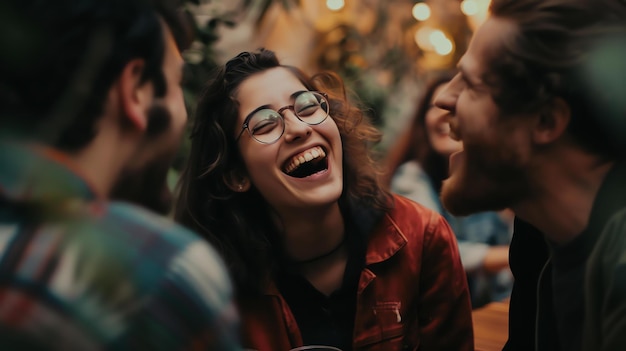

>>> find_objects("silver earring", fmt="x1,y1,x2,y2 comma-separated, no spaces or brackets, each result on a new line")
238,184,244,191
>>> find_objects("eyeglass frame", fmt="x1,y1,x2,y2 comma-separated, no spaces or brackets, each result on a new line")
235,91,330,145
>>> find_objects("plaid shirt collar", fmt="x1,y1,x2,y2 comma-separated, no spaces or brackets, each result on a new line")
0,141,96,204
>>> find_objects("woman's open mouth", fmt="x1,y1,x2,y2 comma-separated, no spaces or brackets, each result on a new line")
282,146,329,178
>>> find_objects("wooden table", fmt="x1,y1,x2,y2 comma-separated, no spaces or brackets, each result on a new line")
472,299,509,351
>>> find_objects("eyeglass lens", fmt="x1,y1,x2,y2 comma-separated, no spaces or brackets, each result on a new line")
247,92,329,144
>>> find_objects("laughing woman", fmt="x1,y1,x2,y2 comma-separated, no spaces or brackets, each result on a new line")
175,49,473,351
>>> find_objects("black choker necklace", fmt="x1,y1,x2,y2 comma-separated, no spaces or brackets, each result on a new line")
291,237,347,264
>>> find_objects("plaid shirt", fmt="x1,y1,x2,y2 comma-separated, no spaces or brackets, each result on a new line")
0,142,241,350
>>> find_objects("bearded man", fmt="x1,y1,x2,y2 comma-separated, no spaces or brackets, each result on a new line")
434,1,626,350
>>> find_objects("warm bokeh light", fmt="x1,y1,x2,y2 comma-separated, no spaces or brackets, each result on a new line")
460,0,479,16
326,0,345,11
412,3,431,21
428,30,446,46
464,0,493,30
415,27,455,56
415,26,434,50
434,38,454,55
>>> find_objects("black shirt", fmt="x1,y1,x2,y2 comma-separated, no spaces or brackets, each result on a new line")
276,222,366,351
550,232,590,351
503,218,550,351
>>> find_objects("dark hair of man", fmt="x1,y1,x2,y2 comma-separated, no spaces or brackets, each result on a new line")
485,0,626,158
175,49,391,294
383,75,453,192
0,0,189,151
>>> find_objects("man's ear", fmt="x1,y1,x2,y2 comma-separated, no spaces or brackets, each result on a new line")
223,169,251,192
117,58,153,132
532,97,571,145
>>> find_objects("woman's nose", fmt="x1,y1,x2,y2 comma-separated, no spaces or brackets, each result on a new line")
282,110,312,143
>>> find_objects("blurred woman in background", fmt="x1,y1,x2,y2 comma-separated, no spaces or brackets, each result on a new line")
384,75,513,308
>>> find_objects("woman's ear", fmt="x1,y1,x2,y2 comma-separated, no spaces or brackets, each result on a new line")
532,97,571,145
223,169,251,192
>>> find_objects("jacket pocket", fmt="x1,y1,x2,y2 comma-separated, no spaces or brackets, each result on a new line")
354,301,419,350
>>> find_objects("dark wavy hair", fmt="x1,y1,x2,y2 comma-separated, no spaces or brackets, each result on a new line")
175,49,391,294
383,75,453,192
485,0,626,157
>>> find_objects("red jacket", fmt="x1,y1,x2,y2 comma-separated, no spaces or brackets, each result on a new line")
239,195,474,351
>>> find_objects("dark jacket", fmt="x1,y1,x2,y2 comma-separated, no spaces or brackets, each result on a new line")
505,161,626,351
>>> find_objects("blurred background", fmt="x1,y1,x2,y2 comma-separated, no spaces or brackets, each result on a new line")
172,0,492,178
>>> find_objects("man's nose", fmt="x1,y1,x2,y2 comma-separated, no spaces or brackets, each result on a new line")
433,81,457,114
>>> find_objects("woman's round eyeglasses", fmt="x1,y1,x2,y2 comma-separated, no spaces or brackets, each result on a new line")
235,91,330,144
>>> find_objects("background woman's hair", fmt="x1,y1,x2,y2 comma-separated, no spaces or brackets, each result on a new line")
382,74,452,192
175,49,391,294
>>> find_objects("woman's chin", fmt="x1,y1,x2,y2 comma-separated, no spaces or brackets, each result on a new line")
434,147,463,159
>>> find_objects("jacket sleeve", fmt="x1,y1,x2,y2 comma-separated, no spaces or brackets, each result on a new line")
113,240,243,351
417,211,474,351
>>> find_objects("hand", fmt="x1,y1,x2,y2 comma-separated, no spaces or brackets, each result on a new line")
483,245,510,274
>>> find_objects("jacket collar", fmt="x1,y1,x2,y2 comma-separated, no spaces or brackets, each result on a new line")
347,196,407,266
364,212,408,265
586,160,626,235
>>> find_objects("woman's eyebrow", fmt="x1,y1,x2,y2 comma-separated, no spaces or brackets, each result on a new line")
244,90,309,121
290,90,307,99
244,104,272,122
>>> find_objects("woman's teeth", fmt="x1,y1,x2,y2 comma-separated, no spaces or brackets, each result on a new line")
284,146,326,174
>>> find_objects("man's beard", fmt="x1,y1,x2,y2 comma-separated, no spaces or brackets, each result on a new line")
110,158,175,215
110,104,179,215
441,142,529,216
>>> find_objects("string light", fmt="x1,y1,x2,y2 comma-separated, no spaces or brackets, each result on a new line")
434,39,453,55
429,30,446,45
415,27,455,56
326,0,345,11
460,0,479,16
412,3,431,21
463,0,493,30
415,27,434,50
430,30,452,55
